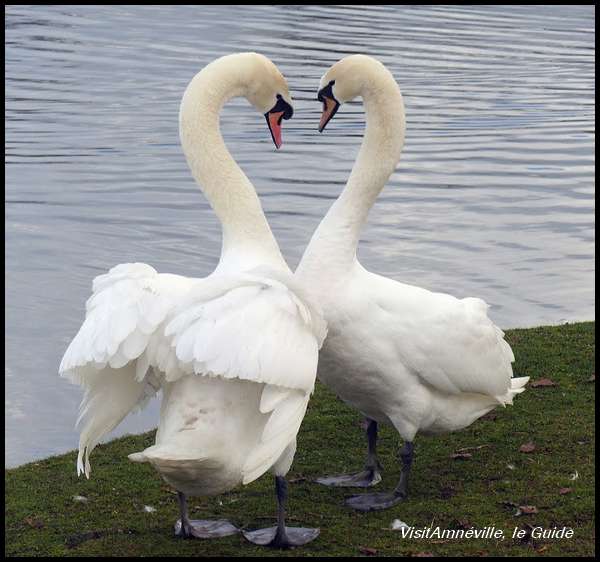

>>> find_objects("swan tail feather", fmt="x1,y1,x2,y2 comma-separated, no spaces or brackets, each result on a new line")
496,376,530,406
242,388,310,485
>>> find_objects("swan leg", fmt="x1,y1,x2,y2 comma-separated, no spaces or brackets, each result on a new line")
315,418,382,487
394,441,414,498
243,476,319,548
345,441,414,512
174,491,239,539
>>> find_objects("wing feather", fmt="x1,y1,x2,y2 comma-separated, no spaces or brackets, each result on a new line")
367,272,515,399
163,271,325,393
59,263,195,476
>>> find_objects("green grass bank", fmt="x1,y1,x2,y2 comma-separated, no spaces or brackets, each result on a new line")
5,322,595,557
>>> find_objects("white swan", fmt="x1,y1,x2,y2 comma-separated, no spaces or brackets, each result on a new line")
296,55,528,511
59,53,326,547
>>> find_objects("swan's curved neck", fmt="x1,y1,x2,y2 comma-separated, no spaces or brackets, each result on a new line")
179,60,286,272
298,67,405,281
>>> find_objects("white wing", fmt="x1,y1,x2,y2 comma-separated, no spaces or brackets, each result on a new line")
162,268,326,483
59,263,195,477
163,269,326,389
364,269,516,400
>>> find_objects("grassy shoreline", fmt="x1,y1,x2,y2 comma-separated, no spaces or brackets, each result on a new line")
5,322,595,557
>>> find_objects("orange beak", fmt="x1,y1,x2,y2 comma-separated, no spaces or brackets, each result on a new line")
267,110,285,149
318,96,340,133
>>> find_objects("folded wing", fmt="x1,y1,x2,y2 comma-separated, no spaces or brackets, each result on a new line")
369,272,517,400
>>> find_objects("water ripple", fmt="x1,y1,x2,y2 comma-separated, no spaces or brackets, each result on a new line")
5,4,595,467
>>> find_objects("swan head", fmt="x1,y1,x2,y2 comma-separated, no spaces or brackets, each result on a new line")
182,53,294,149
241,53,294,149
317,54,391,132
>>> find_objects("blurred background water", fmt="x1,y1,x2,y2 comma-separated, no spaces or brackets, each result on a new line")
5,5,595,467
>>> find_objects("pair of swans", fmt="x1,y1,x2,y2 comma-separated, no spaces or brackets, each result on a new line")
59,52,528,548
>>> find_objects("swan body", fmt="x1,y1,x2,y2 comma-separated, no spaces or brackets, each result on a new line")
297,55,528,508
128,267,325,492
60,53,325,545
315,264,522,437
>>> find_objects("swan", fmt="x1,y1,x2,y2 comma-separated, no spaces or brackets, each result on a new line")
59,53,326,547
296,54,529,512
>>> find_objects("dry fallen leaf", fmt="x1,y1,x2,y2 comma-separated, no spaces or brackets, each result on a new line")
530,378,557,387
23,516,44,529
359,546,377,556
451,452,473,460
559,487,572,495
456,444,490,453
517,505,538,515
588,374,595,382
519,442,536,453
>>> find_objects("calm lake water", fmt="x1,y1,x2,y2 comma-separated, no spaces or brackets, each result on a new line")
5,5,595,468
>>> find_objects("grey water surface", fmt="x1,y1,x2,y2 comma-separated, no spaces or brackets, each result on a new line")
5,5,595,467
